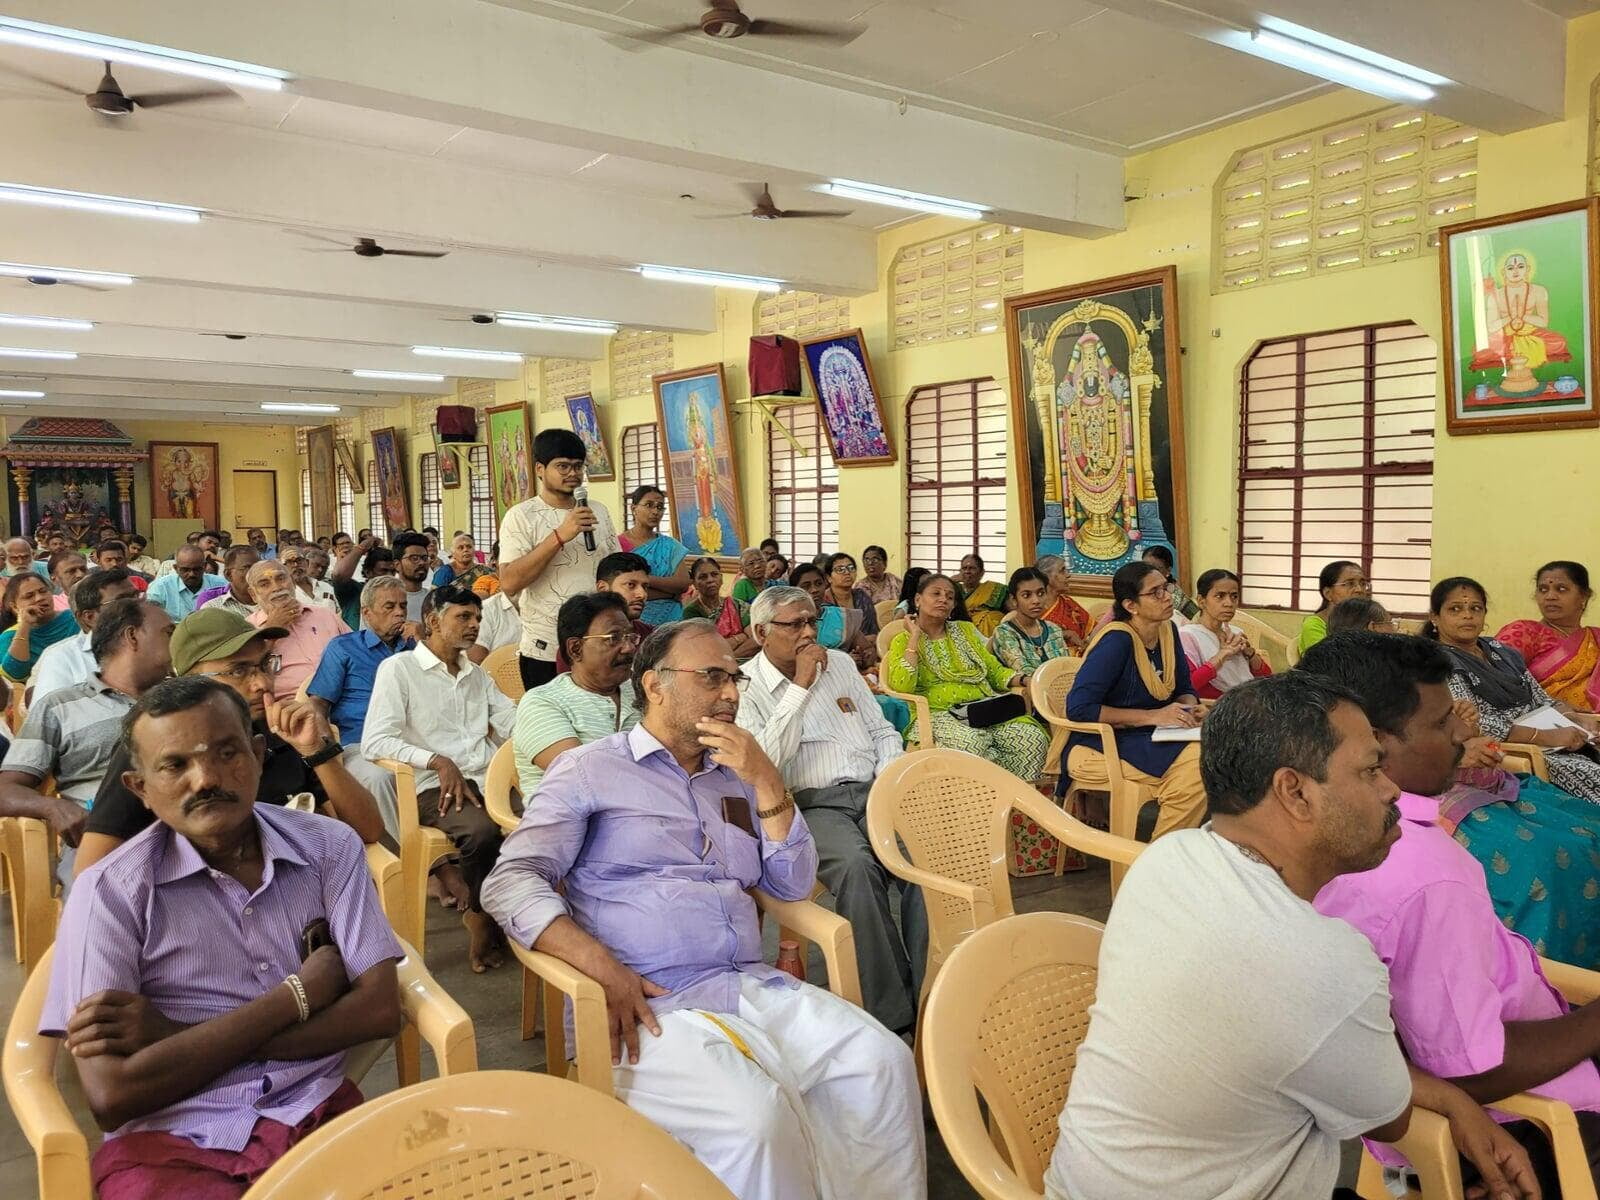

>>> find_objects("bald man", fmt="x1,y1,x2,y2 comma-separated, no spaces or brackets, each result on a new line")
247,558,349,700
146,545,225,622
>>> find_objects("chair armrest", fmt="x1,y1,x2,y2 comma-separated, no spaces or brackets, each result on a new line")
1032,710,1132,780
1498,742,1550,781
507,941,613,1094
1010,789,1142,868
881,687,932,748
394,937,478,1075
484,788,519,835
363,842,403,923
1539,955,1600,1005
8,816,57,972
752,890,862,1007
862,813,989,912
1382,1103,1464,1199
1493,1093,1598,1200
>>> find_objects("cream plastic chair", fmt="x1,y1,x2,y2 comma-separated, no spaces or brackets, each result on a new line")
515,888,861,1097
874,598,898,627
241,1070,736,1200
1082,597,1111,623
1,814,56,971
483,642,525,702
1229,610,1297,674
4,937,477,1200
484,738,521,835
875,616,933,749
921,910,1107,1200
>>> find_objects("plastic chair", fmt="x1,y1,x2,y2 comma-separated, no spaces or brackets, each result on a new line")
483,643,525,702
921,910,1108,1200
1,814,56,972
874,617,935,750
1026,655,1084,848
241,1070,736,1200
373,759,456,954
484,739,521,835
874,598,898,627
1499,742,1551,781
4,937,477,1200
515,887,861,1097
1229,610,1297,674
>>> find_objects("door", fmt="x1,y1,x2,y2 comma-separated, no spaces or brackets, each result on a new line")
232,470,278,540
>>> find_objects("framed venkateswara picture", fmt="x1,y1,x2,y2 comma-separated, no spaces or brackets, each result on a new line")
370,426,411,533
653,363,746,558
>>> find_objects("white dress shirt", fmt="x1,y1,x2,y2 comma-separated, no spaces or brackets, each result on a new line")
735,648,903,792
30,631,95,705
474,591,520,654
361,643,515,792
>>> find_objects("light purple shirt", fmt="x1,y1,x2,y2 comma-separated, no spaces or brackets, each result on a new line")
1315,790,1600,1164
41,804,402,1152
481,724,818,1017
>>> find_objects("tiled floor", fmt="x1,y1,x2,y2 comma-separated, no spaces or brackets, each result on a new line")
1,861,1115,1198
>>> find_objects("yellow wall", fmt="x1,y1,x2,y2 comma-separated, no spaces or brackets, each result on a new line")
307,13,1600,632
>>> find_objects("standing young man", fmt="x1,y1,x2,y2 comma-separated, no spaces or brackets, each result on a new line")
496,429,618,689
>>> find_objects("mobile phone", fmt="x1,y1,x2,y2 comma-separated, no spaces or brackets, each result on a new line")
300,918,334,958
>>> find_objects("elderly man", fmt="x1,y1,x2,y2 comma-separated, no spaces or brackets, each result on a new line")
199,545,260,617
43,676,402,1200
47,548,87,612
246,558,350,701
246,525,277,560
3,535,48,580
32,568,139,704
737,585,924,1033
282,545,337,612
147,545,226,622
76,608,386,876
1046,673,1538,1200
0,597,174,882
483,619,924,1200
363,585,511,972
305,576,416,842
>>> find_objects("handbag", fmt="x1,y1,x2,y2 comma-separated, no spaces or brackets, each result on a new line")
950,692,1027,729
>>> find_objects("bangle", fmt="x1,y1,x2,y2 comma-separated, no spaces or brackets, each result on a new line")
757,790,796,820
283,974,311,1022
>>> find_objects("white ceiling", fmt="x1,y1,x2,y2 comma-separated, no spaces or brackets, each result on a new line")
0,0,1586,426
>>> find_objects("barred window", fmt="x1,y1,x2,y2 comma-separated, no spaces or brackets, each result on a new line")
336,467,355,538
905,378,1007,572
299,468,313,537
419,453,442,533
767,404,838,563
468,445,495,548
620,423,668,527
366,459,387,542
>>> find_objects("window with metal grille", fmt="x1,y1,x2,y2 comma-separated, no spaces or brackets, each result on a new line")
299,468,313,536
767,404,838,563
366,459,387,542
1237,322,1435,613
419,453,442,533
336,467,355,538
620,423,668,526
468,445,495,548
905,378,1008,573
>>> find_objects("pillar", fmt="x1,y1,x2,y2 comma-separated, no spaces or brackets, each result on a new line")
10,463,31,537
113,466,135,534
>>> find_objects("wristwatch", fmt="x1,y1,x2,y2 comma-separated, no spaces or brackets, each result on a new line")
757,789,797,820
300,739,342,770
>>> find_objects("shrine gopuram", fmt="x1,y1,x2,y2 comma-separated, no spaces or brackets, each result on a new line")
1,418,147,542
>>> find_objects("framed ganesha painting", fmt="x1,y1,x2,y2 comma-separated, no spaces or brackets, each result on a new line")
799,329,895,467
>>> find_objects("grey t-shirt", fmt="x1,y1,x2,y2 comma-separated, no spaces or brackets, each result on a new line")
1045,828,1410,1200
405,585,428,624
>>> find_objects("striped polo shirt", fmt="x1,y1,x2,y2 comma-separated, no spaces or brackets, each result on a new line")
1,674,137,803
512,672,639,797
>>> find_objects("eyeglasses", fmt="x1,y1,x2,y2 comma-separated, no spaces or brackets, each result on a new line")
1138,583,1177,599
545,460,585,476
400,553,430,564
196,654,281,682
581,631,643,649
830,564,856,575
766,616,819,632
656,665,749,691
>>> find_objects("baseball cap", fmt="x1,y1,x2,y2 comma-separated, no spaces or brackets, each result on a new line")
170,608,288,676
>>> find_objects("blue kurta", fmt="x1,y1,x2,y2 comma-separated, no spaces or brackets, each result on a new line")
1065,623,1194,777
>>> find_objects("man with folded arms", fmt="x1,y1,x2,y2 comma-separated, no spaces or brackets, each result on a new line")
483,619,924,1200
246,558,350,701
1046,672,1538,1200
42,676,402,1200
32,567,138,704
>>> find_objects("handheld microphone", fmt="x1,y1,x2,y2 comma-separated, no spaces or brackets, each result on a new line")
573,485,595,552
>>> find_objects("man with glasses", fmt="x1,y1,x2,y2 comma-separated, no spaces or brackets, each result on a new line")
483,618,924,1200
391,531,434,636
147,545,226,622
738,586,923,1033
553,552,654,673
32,568,138,705
75,608,387,875
283,545,337,612
496,429,618,691
246,559,350,702
199,545,260,618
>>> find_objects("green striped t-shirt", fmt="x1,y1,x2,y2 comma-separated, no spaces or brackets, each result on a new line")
513,673,640,798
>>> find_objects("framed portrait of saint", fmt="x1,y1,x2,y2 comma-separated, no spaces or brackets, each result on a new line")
566,393,615,482
1005,265,1189,595
305,425,337,538
652,363,746,558
1440,198,1600,435
799,328,895,467
149,440,220,528
369,427,410,533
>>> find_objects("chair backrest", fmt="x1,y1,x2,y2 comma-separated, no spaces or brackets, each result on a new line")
241,1070,736,1199
922,911,1106,1196
1229,610,1296,673
874,598,897,627
1082,597,1112,622
877,616,909,662
484,739,521,834
3,943,93,1200
1029,655,1083,725
484,643,525,702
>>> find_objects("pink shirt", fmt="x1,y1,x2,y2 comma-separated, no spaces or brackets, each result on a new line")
251,604,350,701
1315,791,1600,1164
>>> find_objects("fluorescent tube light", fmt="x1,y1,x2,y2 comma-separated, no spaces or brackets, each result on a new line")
493,311,618,334
0,261,134,286
638,264,782,293
0,389,45,398
1250,29,1436,102
1257,18,1449,86
261,402,340,414
411,345,524,363
0,183,201,223
0,347,77,360
0,313,93,332
820,179,989,220
350,369,447,382
0,16,289,91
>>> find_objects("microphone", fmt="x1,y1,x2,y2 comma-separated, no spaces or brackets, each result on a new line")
573,485,595,552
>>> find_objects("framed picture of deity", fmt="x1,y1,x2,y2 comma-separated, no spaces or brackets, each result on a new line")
485,402,534,523
653,363,746,559
799,329,895,467
1440,198,1600,435
1004,265,1189,595
566,393,616,482
369,427,411,533
335,439,364,491
430,425,462,490
149,440,220,528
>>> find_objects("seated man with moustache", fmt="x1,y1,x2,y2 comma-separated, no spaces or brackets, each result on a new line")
147,545,226,622
75,608,386,875
198,545,260,617
47,547,88,612
552,552,654,673
42,676,403,1200
32,568,138,704
246,558,350,701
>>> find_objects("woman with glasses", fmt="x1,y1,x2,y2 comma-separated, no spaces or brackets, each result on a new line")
859,545,901,607
992,566,1071,674
885,572,1048,780
955,553,1010,637
620,485,691,626
513,592,641,799
825,552,880,639
682,557,758,659
1065,561,1207,844
1298,560,1370,654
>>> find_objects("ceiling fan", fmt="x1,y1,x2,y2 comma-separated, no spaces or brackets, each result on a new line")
294,233,450,259
1,60,236,117
621,1,863,46
701,182,852,222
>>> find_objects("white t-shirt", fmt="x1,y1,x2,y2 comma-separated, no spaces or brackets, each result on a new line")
474,591,520,654
497,494,618,661
1045,829,1410,1200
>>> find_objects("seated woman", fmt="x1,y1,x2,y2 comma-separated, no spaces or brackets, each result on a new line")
885,572,1048,780
824,552,881,642
1496,560,1600,714
955,553,1009,637
891,567,929,619
859,544,902,607
732,547,768,604
1034,555,1091,650
1297,560,1370,654
792,561,876,667
992,566,1071,674
1326,596,1397,635
681,556,757,659
1429,575,1600,803
0,569,80,684
1065,561,1207,844
1177,568,1272,699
